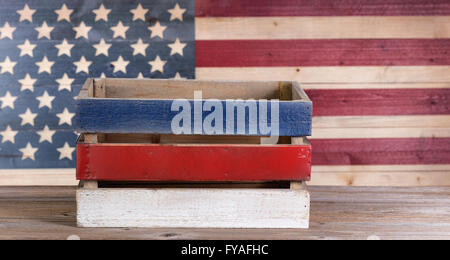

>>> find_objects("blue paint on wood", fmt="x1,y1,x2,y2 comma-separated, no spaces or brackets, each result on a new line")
76,99,312,136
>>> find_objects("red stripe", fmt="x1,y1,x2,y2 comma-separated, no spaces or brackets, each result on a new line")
196,39,450,67
196,0,450,17
307,89,450,116
311,138,450,165
76,143,311,181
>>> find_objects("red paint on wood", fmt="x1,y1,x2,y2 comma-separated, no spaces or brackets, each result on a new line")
307,89,450,116
311,138,450,165
196,0,450,17
76,143,311,181
196,39,450,67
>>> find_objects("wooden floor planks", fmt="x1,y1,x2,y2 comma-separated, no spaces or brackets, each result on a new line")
0,186,449,240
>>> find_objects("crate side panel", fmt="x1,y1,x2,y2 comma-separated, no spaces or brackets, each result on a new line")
77,188,310,228
76,99,312,136
76,143,311,181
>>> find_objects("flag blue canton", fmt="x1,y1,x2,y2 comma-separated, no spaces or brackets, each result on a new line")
0,0,195,168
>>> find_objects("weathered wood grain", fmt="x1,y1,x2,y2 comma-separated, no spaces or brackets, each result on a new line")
306,88,450,116
196,0,450,17
76,140,312,182
311,138,450,165
76,98,312,136
196,39,450,67
76,78,312,136
77,187,310,228
1,165,449,187
0,186,449,239
196,17,450,40
196,66,450,83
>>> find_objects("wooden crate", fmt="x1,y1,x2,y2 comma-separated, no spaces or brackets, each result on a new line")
76,133,311,182
75,78,312,228
77,181,310,228
75,78,312,136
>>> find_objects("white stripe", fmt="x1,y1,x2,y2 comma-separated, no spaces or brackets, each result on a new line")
196,66,450,83
196,16,450,40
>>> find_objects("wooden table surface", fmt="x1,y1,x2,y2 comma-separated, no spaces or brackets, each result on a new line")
0,186,449,240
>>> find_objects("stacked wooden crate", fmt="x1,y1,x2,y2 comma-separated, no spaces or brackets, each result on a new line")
75,78,313,228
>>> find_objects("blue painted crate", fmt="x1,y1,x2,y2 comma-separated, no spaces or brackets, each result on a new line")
75,78,312,136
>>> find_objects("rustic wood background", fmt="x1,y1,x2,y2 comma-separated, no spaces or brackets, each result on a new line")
1,0,449,186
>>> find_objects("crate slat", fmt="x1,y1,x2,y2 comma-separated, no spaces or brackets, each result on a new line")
77,187,310,228
75,78,312,136
76,137,312,182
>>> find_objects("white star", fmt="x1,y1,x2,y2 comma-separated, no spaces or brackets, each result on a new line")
0,22,15,39
55,39,74,56
111,21,128,38
37,125,55,143
168,38,186,56
0,91,17,109
173,72,186,79
93,4,111,22
19,108,37,126
19,74,36,92
130,3,148,21
0,126,17,143
149,55,166,73
57,142,75,160
73,21,91,39
149,21,166,38
36,91,55,109
36,56,54,74
112,56,129,73
17,4,36,23
131,38,149,56
57,108,75,126
168,3,186,21
17,39,36,57
93,39,111,56
0,57,16,74
74,56,91,74
56,73,74,91
19,143,38,161
55,4,73,22
35,21,54,39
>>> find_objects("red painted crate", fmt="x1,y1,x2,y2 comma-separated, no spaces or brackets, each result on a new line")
76,134,311,182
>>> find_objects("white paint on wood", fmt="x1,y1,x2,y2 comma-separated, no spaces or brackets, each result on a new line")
311,127,450,139
313,115,450,128
196,66,450,83
196,16,450,40
77,188,310,228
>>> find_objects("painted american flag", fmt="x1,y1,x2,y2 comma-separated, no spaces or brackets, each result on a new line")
1,0,450,186
0,0,194,169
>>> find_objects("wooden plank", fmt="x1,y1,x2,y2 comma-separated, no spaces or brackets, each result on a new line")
196,0,450,17
307,88,450,116
302,82,450,90
309,170,450,186
1,165,449,187
76,187,310,228
196,16,450,40
1,186,450,239
311,138,450,165
196,39,450,67
196,66,450,83
313,115,450,128
76,141,312,182
102,78,281,99
311,127,450,139
302,82,450,89
76,98,312,136
0,169,77,186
